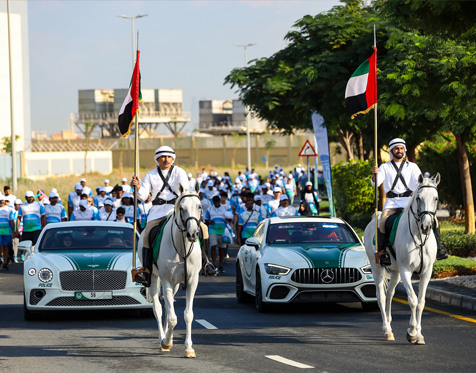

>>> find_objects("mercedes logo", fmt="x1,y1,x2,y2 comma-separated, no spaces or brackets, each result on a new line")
320,269,335,284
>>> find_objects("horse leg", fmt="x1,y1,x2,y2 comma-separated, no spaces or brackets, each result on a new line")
164,283,180,337
150,274,166,345
384,270,401,340
161,279,177,351
414,269,432,345
184,275,199,358
400,268,419,343
374,267,392,340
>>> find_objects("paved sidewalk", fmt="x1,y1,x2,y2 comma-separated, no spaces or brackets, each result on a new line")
396,278,476,312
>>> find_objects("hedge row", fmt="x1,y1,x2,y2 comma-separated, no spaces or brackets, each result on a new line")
432,256,476,278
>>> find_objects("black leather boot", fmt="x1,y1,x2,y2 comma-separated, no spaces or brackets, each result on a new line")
378,230,391,266
434,223,448,260
200,238,217,276
133,247,152,287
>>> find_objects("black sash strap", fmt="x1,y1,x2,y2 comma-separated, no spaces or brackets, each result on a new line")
152,165,179,206
387,160,413,198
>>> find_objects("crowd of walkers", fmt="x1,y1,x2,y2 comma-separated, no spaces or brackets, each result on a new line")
0,164,322,273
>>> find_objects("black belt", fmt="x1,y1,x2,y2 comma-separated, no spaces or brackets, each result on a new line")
152,198,177,206
387,190,413,198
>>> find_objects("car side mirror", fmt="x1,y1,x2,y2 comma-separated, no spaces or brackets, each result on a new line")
18,240,33,254
245,237,261,250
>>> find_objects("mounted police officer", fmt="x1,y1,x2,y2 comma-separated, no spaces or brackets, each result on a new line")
371,138,448,266
131,146,215,286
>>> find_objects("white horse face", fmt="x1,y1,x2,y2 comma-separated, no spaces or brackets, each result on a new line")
416,173,440,235
178,184,202,243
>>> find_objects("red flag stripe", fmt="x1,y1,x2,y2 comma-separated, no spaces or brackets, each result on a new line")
366,48,377,108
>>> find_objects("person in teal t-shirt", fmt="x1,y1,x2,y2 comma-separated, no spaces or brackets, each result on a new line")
0,196,15,271
17,191,46,246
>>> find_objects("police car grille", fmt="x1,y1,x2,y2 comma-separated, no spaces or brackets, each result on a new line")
45,296,140,307
291,268,362,285
60,270,127,291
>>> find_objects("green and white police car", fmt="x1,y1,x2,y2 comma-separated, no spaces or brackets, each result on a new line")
236,216,377,312
22,221,152,320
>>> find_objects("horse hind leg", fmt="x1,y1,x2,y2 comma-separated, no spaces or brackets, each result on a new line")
150,274,166,346
374,267,393,340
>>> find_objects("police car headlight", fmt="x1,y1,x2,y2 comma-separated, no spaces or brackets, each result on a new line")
361,265,372,274
264,263,291,275
28,268,36,276
38,268,53,283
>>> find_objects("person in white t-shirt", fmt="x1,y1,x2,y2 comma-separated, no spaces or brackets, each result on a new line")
121,178,131,193
80,178,93,197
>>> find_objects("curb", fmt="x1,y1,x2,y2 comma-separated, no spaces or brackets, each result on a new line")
395,280,476,312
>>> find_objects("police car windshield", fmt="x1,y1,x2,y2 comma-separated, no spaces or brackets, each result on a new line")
267,222,358,245
37,226,137,251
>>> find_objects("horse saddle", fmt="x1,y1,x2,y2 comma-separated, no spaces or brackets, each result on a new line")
150,216,171,266
373,208,404,258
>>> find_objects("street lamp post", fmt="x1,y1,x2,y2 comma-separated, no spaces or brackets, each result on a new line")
117,14,148,67
235,43,256,171
7,0,17,192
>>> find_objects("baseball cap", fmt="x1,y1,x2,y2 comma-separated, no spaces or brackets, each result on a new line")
104,199,113,206
14,199,22,205
51,188,58,193
122,177,128,182
305,181,313,186
79,200,88,207
207,180,214,187
25,191,34,197
98,202,105,208
96,186,101,190
43,199,50,205
188,173,193,178
280,194,289,201
273,187,282,193
0,196,5,201
49,192,59,198
254,195,262,201
99,187,106,192
122,192,132,198
298,163,302,167
75,183,83,190
264,182,271,188
104,179,110,183
80,178,86,182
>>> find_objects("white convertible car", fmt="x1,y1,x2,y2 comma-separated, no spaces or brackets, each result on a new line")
236,216,378,312
22,221,152,320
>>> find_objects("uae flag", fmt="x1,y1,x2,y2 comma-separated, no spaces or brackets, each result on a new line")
345,48,377,119
118,50,142,137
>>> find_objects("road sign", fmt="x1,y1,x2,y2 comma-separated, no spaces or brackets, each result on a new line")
298,140,317,157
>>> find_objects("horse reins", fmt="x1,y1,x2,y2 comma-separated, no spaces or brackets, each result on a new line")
407,184,438,274
170,193,201,291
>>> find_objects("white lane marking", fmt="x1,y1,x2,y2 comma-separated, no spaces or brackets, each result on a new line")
195,319,218,329
266,355,314,369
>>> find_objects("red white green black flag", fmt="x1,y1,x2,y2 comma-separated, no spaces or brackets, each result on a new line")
345,48,377,119
118,50,142,137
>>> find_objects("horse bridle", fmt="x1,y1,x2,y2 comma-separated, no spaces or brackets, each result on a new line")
408,184,438,274
170,193,202,291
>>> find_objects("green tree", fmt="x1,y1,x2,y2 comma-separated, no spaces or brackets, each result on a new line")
1,135,20,153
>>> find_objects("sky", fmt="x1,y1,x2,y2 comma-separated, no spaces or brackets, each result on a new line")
27,0,340,136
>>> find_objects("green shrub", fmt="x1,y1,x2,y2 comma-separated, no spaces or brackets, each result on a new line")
432,255,476,278
441,230,476,257
332,159,374,229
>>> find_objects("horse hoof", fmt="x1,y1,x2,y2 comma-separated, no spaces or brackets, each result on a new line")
185,350,196,358
384,332,395,341
415,336,425,345
161,341,173,351
406,332,417,344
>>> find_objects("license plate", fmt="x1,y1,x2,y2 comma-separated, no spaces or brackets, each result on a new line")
74,291,112,300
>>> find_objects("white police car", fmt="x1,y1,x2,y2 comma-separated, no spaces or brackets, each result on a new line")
22,221,152,320
236,216,377,312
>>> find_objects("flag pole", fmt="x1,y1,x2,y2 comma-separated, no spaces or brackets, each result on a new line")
132,32,140,270
373,25,379,263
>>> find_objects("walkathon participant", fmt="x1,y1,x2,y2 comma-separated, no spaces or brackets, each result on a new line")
44,192,67,224
12,199,23,262
70,200,96,221
272,195,299,217
131,146,215,286
0,196,14,271
237,198,261,246
205,195,228,273
371,138,447,265
80,178,93,197
300,181,320,215
138,193,152,231
99,200,116,221
121,177,131,193
3,186,16,205
266,187,282,216
17,191,46,245
68,183,83,219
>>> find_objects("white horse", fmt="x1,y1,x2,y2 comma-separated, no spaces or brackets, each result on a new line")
364,174,440,344
138,182,202,357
